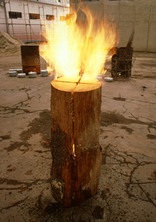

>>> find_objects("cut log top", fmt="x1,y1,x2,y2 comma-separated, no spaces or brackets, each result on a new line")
51,76,102,92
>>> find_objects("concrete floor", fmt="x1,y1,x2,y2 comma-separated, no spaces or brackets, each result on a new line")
0,52,156,222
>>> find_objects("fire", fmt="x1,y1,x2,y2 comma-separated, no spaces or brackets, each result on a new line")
72,143,76,157
46,66,52,75
40,6,116,80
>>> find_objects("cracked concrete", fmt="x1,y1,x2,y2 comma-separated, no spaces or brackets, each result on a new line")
0,52,156,221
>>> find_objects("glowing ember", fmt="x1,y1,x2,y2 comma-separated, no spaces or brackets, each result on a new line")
40,6,116,80
72,144,76,157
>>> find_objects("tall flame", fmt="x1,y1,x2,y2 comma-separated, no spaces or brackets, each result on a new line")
40,7,116,79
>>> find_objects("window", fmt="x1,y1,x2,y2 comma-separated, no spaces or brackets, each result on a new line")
9,11,22,19
46,15,55,21
60,16,66,21
66,14,72,20
29,13,40,20
65,14,73,25
60,14,72,22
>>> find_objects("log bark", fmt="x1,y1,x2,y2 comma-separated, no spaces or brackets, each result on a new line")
51,77,102,206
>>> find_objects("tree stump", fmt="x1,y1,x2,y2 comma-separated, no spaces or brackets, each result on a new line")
51,76,102,207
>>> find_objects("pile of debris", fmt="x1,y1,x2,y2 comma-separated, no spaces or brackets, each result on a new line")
0,31,23,55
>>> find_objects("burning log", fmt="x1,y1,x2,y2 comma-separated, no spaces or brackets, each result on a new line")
51,77,102,207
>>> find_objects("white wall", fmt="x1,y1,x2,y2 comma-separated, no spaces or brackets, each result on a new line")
27,0,69,6
0,1,7,32
104,0,156,52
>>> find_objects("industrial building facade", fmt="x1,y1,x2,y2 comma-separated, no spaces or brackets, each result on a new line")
0,0,70,42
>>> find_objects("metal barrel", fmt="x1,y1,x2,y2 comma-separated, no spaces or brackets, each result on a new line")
21,45,40,74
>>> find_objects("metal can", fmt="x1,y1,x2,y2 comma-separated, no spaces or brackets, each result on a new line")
21,45,40,74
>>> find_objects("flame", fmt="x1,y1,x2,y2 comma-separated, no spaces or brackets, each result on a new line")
72,143,76,157
46,66,53,76
40,6,116,80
